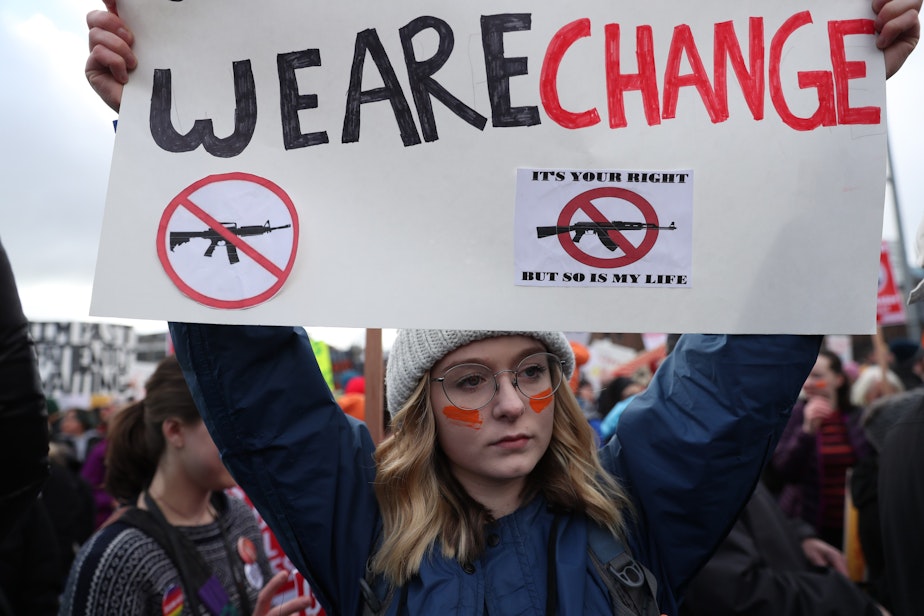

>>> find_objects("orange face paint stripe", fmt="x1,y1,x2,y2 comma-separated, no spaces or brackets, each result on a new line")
442,406,483,429
529,388,554,413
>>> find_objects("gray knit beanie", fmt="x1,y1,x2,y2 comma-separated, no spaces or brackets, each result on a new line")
385,330,575,417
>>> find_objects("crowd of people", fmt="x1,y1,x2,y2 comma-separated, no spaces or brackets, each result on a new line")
14,292,924,616
1,0,921,615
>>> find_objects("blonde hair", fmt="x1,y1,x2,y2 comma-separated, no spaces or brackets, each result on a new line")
371,375,632,584
850,365,904,407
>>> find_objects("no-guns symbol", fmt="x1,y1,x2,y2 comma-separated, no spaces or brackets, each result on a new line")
536,187,674,268
156,172,299,310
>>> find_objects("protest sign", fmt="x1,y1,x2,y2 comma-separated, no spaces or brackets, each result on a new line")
91,0,887,333
877,241,906,326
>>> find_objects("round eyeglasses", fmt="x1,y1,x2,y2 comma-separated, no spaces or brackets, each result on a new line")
430,352,566,411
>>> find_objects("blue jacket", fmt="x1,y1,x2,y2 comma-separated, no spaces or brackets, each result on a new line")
170,324,819,616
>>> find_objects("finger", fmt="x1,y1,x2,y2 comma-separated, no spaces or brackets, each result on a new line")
87,10,135,52
807,554,827,568
102,0,119,16
88,28,136,69
276,596,317,615
830,555,849,576
873,0,923,24
87,44,131,85
872,0,887,12
819,546,850,576
86,21,137,88
876,5,921,43
253,571,291,615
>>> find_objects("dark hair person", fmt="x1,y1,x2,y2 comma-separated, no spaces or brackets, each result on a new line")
60,356,312,616
771,349,872,549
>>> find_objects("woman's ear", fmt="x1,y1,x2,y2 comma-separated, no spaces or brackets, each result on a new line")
834,372,846,393
161,417,185,449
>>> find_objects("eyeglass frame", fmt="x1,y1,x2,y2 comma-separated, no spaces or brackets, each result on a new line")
429,352,567,411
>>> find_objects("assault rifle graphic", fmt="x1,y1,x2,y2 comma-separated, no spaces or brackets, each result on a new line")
536,220,676,252
169,220,291,264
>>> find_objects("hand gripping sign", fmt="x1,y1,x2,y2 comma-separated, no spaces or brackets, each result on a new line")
157,173,299,309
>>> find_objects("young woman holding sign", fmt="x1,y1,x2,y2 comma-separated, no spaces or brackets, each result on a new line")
84,2,918,614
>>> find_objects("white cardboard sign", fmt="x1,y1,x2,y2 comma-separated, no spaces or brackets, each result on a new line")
91,0,887,333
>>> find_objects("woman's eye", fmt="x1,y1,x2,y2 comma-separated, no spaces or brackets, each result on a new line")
456,374,487,389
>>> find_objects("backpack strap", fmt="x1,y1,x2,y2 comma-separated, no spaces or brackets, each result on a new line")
116,506,211,615
587,524,660,616
359,529,409,616
112,493,236,616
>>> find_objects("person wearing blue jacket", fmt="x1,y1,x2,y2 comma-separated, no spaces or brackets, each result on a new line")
168,325,819,616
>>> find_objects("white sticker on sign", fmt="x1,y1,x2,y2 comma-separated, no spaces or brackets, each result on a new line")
156,173,299,309
515,168,694,287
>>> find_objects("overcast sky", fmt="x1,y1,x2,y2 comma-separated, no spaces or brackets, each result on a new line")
2,1,923,348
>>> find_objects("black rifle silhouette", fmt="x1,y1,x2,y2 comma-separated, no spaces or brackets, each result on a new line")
169,220,291,264
536,220,676,251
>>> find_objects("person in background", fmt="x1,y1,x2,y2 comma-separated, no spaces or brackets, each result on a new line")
567,340,591,394
60,356,311,616
596,376,645,422
597,376,646,443
0,237,52,615
43,441,95,585
80,437,118,530
848,363,906,609
338,375,366,422
80,396,128,529
680,482,889,616
0,498,63,616
54,408,102,470
877,389,924,616
771,349,871,549
850,366,904,411
885,339,924,390
575,379,598,420
875,198,924,616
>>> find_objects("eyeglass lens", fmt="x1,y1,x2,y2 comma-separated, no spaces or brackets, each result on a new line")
439,352,563,410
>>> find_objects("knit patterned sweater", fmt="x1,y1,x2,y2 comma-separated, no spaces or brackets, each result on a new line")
59,494,272,615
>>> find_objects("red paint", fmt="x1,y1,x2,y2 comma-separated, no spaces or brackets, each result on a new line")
541,18,601,129
536,12,879,132
604,24,661,128
829,19,880,125
663,24,722,123
442,406,483,429
713,18,765,121
770,11,836,131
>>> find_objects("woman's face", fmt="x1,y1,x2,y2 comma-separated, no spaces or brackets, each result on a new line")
803,355,842,402
176,419,236,492
429,336,556,500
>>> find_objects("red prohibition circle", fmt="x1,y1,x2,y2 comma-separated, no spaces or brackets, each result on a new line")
155,172,299,309
556,187,660,268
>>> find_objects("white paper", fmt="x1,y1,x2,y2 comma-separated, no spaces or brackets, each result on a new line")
91,0,887,333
